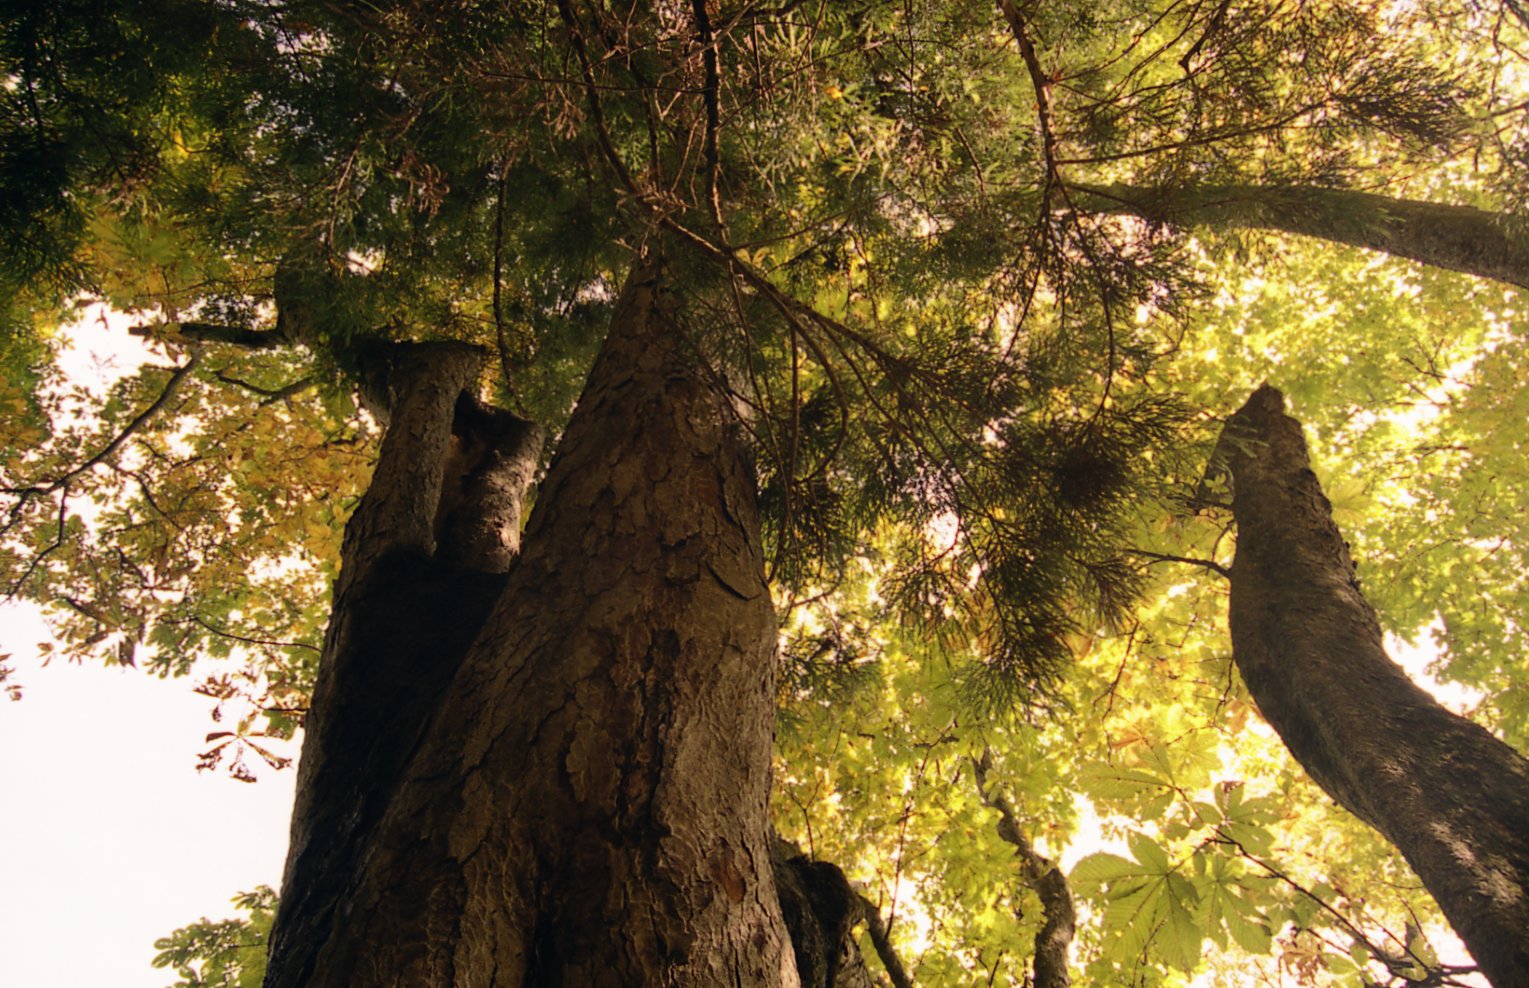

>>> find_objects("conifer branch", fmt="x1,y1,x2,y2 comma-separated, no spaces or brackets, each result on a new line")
556,0,641,197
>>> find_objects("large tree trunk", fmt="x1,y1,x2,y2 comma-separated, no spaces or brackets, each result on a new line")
267,340,542,986
265,258,807,985
1217,385,1529,988
1069,183,1529,290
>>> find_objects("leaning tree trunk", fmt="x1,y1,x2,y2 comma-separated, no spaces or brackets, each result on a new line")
1216,385,1529,988
1068,183,1529,290
265,258,805,986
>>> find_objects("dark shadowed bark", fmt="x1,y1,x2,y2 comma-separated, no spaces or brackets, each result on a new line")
266,259,807,986
1070,184,1529,290
772,838,877,988
973,750,1074,988
1218,384,1529,988
266,340,542,986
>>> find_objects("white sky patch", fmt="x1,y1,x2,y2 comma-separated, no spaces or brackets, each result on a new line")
0,602,295,988
49,301,162,401
1388,622,1486,718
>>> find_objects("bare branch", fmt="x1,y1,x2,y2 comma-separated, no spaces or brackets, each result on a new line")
691,0,727,234
972,748,1076,988
1127,548,1230,579
853,890,915,988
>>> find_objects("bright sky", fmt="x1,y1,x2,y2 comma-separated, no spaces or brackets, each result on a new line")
0,602,295,988
0,306,296,987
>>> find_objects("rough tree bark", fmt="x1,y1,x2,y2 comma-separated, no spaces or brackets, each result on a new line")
1216,384,1529,988
264,257,880,986
267,340,544,985
1069,183,1529,290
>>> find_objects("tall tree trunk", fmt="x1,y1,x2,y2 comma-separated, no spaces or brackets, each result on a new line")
1069,183,1529,290
267,341,541,987
266,258,802,986
1217,385,1529,988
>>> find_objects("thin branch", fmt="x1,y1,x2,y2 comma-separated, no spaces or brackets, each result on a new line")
1178,0,1232,71
492,159,519,403
190,615,322,654
214,370,316,404
998,0,1062,190
1127,548,1230,579
5,352,202,508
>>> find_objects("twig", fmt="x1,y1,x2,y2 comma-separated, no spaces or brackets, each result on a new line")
1212,828,1473,985
190,615,321,654
9,352,201,500
4,490,70,599
1127,548,1230,579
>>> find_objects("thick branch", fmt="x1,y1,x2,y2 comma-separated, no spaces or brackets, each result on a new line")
853,890,914,988
972,749,1075,988
274,258,795,986
269,339,540,986
433,392,544,573
1069,183,1529,290
772,839,878,988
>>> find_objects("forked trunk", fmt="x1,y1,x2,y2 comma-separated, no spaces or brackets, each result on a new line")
1219,385,1529,988
265,259,799,986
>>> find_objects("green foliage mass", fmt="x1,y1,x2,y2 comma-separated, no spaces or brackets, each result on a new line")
3,0,1525,984
152,886,275,988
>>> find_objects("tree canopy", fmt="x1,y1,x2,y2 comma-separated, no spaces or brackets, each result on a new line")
3,0,1527,984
